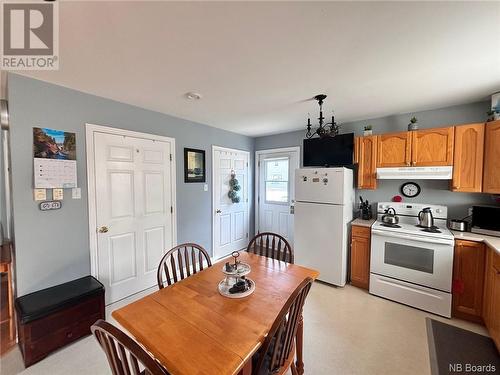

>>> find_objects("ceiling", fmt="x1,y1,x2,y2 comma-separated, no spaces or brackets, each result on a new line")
17,1,500,137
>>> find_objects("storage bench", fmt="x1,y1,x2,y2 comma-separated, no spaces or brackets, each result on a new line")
15,276,105,367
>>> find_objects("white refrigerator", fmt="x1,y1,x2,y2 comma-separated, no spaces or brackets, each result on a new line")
294,167,354,286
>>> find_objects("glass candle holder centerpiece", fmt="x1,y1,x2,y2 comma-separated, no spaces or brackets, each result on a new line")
218,251,255,298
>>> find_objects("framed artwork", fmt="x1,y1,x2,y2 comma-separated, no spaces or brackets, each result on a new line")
184,148,206,183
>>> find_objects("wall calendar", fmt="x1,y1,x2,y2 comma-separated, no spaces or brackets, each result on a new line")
33,127,77,189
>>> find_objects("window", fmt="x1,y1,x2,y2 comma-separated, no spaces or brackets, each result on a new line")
264,158,289,203
384,242,434,274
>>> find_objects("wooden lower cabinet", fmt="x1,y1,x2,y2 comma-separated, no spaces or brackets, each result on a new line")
483,246,500,350
452,240,485,322
350,225,371,290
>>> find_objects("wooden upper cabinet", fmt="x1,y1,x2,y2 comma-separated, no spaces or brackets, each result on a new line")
483,120,500,194
452,123,485,192
377,131,411,167
357,136,377,190
452,240,485,323
354,136,360,164
411,127,454,166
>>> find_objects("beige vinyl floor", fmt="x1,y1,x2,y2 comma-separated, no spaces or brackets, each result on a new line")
0,282,489,375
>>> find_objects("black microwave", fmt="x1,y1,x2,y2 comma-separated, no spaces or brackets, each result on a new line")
471,205,500,237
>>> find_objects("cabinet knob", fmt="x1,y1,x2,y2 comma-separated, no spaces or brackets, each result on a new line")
216,209,222,214
98,226,109,233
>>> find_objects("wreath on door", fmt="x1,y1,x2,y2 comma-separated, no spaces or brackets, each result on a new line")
228,171,241,203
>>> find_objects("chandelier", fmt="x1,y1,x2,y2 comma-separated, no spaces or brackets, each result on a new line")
305,94,340,139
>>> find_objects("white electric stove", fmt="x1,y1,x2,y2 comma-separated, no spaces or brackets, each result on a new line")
369,202,454,318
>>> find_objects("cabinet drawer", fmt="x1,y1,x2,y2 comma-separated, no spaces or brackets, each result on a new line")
28,294,103,340
26,312,102,365
352,225,371,239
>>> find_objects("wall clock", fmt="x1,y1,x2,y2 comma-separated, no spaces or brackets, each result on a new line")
401,182,421,198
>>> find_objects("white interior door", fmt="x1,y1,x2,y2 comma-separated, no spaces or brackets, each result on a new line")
257,149,299,244
93,131,174,304
213,147,249,259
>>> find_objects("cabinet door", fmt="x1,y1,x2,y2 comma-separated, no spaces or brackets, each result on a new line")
490,264,500,350
350,226,371,290
411,127,454,166
483,248,500,350
377,132,411,167
354,136,360,164
452,124,485,192
357,136,377,190
483,120,500,194
452,240,485,322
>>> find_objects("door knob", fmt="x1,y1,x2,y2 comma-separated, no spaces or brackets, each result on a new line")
216,209,222,214
98,226,109,233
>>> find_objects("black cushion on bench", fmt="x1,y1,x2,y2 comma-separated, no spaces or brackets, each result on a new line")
15,276,105,324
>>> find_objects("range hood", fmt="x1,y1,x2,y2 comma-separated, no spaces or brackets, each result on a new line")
376,166,453,180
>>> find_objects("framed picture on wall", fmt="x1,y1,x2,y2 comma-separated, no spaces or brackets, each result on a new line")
184,148,206,183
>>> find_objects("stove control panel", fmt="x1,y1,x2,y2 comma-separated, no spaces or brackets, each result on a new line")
377,202,448,220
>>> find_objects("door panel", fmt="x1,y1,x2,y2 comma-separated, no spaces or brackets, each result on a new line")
377,132,411,167
411,127,454,166
483,120,500,193
452,124,484,192
109,232,137,284
94,132,174,304
213,148,249,259
357,136,378,190
257,149,299,245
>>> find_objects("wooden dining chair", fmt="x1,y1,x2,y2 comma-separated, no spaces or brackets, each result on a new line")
247,232,294,263
156,243,212,289
252,277,313,375
91,319,170,375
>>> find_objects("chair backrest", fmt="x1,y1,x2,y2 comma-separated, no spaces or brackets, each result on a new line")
247,232,294,263
156,243,212,289
252,277,313,375
91,319,169,375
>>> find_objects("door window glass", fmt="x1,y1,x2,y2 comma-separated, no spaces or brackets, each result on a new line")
384,242,434,274
264,158,289,203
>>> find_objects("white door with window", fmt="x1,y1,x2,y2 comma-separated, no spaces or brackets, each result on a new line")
213,147,249,259
88,126,176,305
256,148,300,244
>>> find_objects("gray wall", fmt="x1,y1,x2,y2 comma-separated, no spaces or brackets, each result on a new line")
255,101,495,218
7,73,254,297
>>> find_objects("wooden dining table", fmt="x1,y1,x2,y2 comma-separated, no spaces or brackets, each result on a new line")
112,251,319,375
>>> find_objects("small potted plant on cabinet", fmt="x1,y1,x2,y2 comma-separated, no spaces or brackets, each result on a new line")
363,125,373,136
408,116,418,131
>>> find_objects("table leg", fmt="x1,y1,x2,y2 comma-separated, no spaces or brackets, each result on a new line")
295,314,304,375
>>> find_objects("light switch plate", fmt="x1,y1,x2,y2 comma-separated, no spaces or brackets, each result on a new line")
203,183,208,192
53,188,64,200
72,187,81,199
34,189,47,201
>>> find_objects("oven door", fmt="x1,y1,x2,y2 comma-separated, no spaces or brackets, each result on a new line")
370,229,454,292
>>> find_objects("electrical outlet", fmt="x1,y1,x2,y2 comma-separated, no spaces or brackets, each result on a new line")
468,207,473,216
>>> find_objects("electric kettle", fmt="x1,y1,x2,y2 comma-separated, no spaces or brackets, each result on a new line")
418,207,434,228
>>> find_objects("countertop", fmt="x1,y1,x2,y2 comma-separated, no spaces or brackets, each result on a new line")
452,231,500,254
351,218,376,228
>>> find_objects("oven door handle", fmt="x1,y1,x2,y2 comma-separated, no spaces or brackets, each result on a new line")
371,229,454,246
